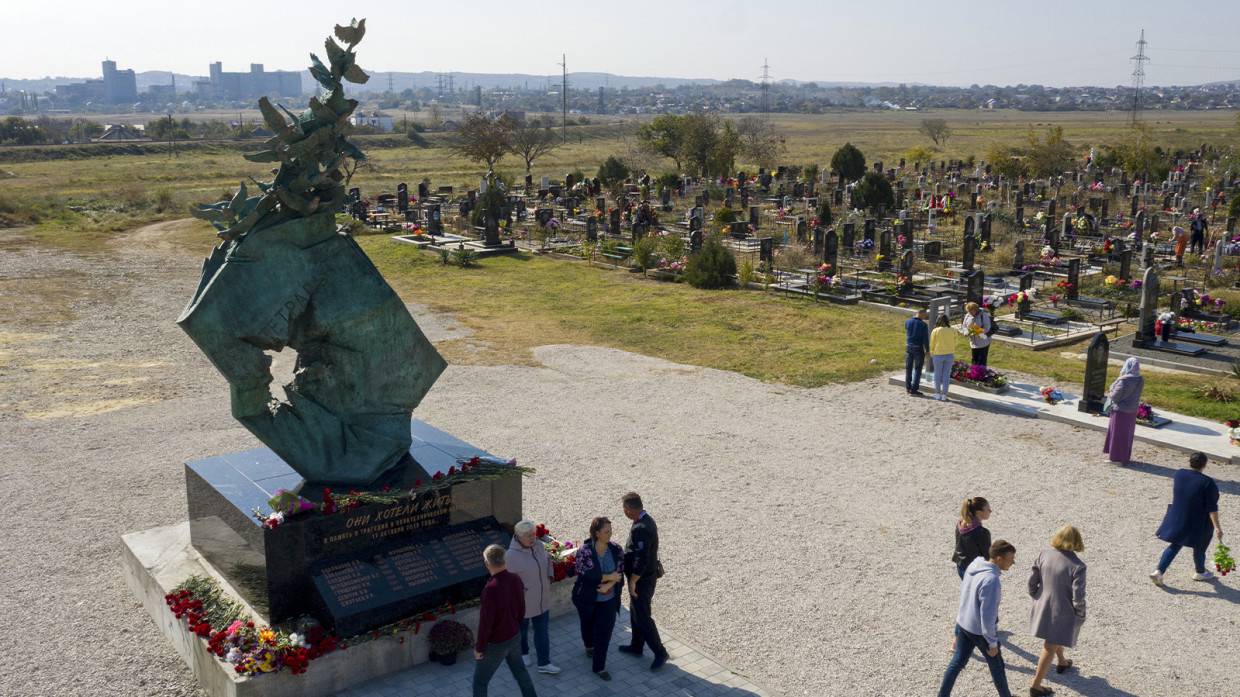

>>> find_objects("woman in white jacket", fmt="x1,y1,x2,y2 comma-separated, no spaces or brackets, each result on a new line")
961,302,992,366
506,520,561,674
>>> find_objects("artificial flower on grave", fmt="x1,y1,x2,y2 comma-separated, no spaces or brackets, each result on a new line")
1102,239,1114,253
1039,386,1064,404
874,254,885,263
1104,275,1119,286
1035,211,1046,222
1049,293,1061,306
1130,279,1143,290
1056,280,1074,292
1136,402,1155,422
818,262,832,274
1215,542,1236,576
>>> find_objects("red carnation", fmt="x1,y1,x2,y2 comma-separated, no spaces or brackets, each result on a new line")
432,472,444,481
448,466,457,476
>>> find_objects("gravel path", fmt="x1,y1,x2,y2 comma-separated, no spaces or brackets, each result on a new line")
0,224,1235,697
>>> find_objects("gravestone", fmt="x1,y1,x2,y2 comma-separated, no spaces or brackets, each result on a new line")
586,216,598,242
842,222,856,251
962,234,976,271
749,206,760,230
1078,333,1110,415
759,236,773,264
812,227,824,256
980,214,992,247
923,240,942,262
397,183,409,213
796,218,809,242
1135,266,1159,342
426,203,442,234
1062,212,1073,241
1047,223,1060,254
964,268,984,305
609,208,621,235
824,230,839,271
1015,206,1024,226
864,219,877,245
1100,199,1109,221
963,215,975,238
878,230,893,271
1047,199,1057,223
1134,210,1145,248
417,181,429,200
1142,244,1155,269
1012,240,1025,270
690,229,703,253
928,296,953,331
1066,258,1080,300
898,249,914,282
1019,272,1033,292
1214,240,1225,275
1119,249,1132,280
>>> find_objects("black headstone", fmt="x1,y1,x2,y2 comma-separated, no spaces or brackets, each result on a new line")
964,268,984,305
1078,333,1110,415
397,183,409,213
1066,258,1080,300
962,235,976,271
824,230,839,271
759,236,773,263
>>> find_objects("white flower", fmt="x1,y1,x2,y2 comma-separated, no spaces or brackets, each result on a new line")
225,648,242,663
288,633,301,646
1041,245,1054,257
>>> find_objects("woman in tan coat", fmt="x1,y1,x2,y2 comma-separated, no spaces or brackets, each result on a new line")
1027,525,1087,696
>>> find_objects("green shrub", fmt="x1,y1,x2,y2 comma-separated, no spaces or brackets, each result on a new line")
632,235,660,271
597,156,629,188
738,258,755,286
714,206,737,225
660,234,686,262
453,248,478,268
438,248,451,265
830,143,865,182
407,130,429,148
684,234,737,289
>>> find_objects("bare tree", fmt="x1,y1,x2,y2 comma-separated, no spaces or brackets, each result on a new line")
736,116,785,168
919,118,952,146
448,111,516,172
510,118,561,176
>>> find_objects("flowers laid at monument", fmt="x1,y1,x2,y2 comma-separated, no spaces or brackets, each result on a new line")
950,361,1009,391
1135,402,1155,424
536,524,579,582
1039,386,1064,404
253,456,532,528
427,620,473,665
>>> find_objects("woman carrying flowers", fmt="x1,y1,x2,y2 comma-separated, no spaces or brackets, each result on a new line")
1103,357,1144,465
961,302,993,367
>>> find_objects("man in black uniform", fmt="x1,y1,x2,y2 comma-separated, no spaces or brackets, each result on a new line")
618,491,668,670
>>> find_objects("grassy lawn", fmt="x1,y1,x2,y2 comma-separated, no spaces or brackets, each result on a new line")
361,238,1238,422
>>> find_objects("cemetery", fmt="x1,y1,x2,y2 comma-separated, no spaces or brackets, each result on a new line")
5,13,1240,697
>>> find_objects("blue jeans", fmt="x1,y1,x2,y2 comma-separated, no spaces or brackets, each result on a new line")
519,611,550,666
1157,543,1207,574
938,625,1011,697
932,354,953,397
473,634,538,697
905,347,925,392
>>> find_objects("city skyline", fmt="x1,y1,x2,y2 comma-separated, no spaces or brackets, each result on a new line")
8,0,1240,88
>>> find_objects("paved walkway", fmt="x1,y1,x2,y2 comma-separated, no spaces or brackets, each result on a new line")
342,607,771,697
887,371,1238,464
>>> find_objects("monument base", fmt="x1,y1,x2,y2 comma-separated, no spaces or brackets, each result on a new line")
122,522,575,697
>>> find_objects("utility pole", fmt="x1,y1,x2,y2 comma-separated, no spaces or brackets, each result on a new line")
1130,29,1149,126
387,72,394,94
558,54,568,137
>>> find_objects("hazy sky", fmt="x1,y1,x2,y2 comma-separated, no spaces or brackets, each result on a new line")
7,0,1240,87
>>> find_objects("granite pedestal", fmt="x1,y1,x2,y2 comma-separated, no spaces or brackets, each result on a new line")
185,419,521,634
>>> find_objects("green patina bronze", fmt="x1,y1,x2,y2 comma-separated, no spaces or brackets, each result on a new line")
178,19,446,486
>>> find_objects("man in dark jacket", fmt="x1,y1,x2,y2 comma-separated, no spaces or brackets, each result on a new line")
905,309,930,395
1150,452,1223,585
619,492,669,670
1189,208,1208,255
473,544,538,697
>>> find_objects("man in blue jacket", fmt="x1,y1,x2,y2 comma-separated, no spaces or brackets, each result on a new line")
1151,452,1223,585
905,309,931,395
938,540,1016,697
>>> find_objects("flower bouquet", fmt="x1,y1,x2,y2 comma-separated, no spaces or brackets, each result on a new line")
950,361,1009,391
1040,386,1064,404
1226,419,1240,446
428,620,474,666
1214,542,1235,576
1135,402,1155,424
536,523,578,582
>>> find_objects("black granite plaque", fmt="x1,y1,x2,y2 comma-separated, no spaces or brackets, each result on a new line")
311,518,508,637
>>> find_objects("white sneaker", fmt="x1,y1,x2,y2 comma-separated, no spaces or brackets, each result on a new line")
1149,570,1164,586
1193,571,1216,582
523,654,533,667
537,663,562,675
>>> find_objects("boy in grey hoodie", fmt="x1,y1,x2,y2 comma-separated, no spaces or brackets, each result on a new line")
937,540,1016,697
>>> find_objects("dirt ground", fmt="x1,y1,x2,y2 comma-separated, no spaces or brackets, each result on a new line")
0,222,1235,697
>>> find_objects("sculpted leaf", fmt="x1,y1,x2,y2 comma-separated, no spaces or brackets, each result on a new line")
257,97,287,132
343,63,370,84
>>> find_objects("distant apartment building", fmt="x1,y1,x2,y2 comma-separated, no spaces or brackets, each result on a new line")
196,62,302,101
55,59,137,105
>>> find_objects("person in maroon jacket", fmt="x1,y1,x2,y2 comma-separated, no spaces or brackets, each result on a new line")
473,544,538,697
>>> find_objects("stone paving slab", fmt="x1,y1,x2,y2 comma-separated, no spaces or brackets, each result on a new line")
342,606,771,697
887,372,1238,464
